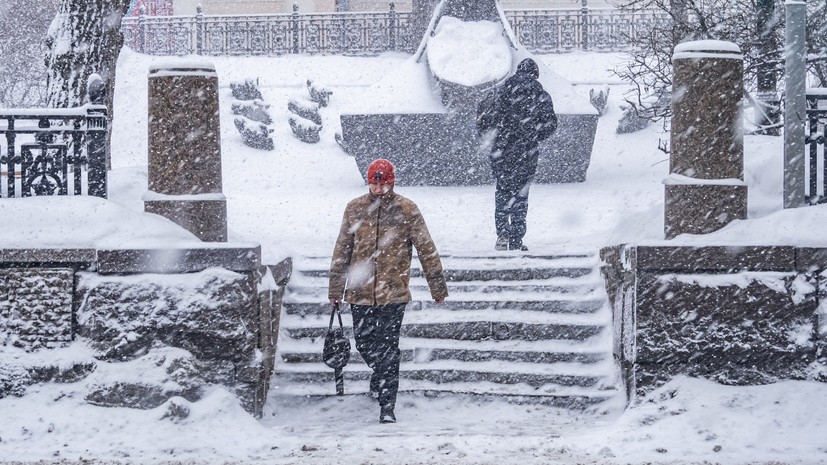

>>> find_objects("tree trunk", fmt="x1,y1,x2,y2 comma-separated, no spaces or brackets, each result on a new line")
45,0,129,168
755,0,780,135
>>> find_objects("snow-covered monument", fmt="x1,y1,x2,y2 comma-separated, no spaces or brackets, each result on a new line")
337,0,599,185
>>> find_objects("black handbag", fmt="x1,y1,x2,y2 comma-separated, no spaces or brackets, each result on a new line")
322,303,350,395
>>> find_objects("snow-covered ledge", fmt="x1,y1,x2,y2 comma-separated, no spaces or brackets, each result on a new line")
0,196,290,417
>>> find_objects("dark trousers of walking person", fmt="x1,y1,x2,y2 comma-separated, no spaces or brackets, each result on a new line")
350,303,406,409
495,178,531,248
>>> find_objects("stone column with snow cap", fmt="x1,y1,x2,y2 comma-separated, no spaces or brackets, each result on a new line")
664,40,747,239
144,60,227,242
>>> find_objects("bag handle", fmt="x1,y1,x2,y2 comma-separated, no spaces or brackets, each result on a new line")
328,302,344,330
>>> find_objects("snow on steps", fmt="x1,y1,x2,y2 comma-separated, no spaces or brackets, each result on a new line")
272,253,620,410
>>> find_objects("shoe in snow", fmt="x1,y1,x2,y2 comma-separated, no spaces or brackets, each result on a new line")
495,236,508,251
379,405,396,424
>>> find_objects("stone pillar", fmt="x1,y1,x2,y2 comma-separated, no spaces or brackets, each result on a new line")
665,41,747,239
145,62,227,242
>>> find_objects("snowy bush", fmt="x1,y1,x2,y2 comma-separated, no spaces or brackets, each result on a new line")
230,79,274,150
287,98,322,126
589,87,610,116
616,104,650,134
231,99,272,125
230,79,263,101
306,79,332,107
288,116,321,144
234,117,275,151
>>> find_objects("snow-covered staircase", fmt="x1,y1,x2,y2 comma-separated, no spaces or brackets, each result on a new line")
272,254,621,410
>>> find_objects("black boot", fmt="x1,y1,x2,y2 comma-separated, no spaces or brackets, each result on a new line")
369,372,380,400
379,404,396,424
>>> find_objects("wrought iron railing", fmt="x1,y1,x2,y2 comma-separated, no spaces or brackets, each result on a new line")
0,76,108,199
509,8,670,53
806,91,827,204
121,5,667,56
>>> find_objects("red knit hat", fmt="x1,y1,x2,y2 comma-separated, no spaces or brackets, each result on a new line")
366,159,395,185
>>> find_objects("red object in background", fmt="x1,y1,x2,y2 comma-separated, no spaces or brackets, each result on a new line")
128,0,173,16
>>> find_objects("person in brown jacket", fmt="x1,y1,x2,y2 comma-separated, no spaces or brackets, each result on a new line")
329,158,448,424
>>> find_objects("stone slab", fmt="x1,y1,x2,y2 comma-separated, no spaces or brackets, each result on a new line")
96,245,261,274
635,271,817,388
634,246,796,272
664,184,747,238
0,249,96,266
795,248,827,271
144,199,228,242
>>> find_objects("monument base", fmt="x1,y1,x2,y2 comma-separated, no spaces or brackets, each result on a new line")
340,113,597,186
145,198,228,242
664,184,747,239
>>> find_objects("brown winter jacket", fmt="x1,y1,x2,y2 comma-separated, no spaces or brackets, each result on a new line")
328,189,448,306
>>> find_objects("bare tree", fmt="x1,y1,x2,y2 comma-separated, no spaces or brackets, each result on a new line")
45,0,131,166
807,1,827,87
0,0,59,107
614,0,825,133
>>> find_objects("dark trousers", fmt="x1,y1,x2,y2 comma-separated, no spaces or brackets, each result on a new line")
350,303,406,408
494,177,531,247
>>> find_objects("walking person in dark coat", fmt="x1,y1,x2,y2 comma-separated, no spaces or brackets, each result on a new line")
476,58,558,251
329,159,448,424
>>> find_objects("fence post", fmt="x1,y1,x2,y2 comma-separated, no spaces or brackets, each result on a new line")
784,1,807,208
139,5,147,53
5,120,16,197
388,2,397,51
196,4,204,55
86,74,108,199
292,2,300,55
580,0,589,51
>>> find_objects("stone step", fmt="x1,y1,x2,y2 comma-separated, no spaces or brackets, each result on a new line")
284,321,603,342
283,298,606,316
279,336,610,364
292,254,597,270
282,308,608,342
300,266,594,281
268,390,615,409
273,362,610,388
280,346,607,365
277,253,618,409
286,280,601,298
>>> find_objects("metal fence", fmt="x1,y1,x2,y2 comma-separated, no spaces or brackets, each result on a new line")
0,78,108,199
121,5,668,56
806,92,827,204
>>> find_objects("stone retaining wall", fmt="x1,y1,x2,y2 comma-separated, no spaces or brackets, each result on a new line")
0,247,291,417
601,245,826,401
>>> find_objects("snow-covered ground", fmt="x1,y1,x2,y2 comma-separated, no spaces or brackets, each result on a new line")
2,47,827,465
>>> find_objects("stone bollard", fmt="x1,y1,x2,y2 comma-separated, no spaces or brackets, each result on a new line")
664,40,747,239
145,61,227,242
